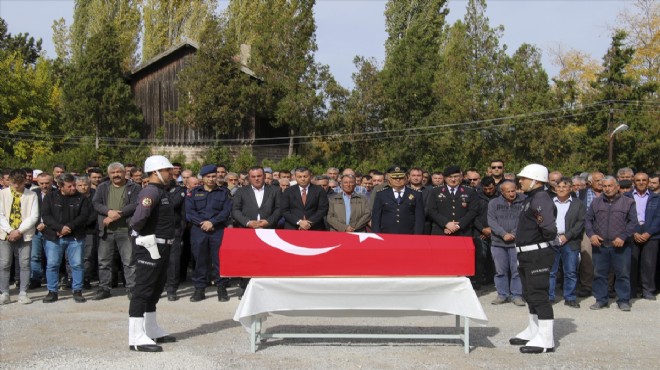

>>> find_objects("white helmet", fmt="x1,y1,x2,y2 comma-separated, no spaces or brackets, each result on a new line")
144,155,173,173
517,164,548,182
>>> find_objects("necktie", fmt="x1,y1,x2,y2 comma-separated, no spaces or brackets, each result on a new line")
397,191,402,204
301,187,307,206
451,188,456,197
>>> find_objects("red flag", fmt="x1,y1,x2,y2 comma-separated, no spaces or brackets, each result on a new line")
220,229,474,277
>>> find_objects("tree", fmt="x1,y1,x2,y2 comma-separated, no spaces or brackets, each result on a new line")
142,0,217,61
69,0,141,72
0,53,60,163
549,45,602,108
226,0,321,157
614,0,660,85
429,0,507,169
175,15,254,138
0,18,42,65
61,21,143,163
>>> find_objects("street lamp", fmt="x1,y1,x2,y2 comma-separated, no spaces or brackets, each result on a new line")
608,124,629,175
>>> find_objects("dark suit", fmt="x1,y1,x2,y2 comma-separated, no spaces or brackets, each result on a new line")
624,190,660,298
427,185,478,236
550,197,586,301
280,184,329,230
232,185,281,228
371,186,424,234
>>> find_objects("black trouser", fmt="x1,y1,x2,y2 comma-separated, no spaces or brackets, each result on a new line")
129,240,170,317
517,246,555,320
165,231,182,294
631,239,659,296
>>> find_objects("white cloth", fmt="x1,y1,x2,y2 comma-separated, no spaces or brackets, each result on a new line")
233,277,488,330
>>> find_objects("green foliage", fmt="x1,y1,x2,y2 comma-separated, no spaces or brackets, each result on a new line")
175,15,254,137
0,18,43,65
69,0,141,72
232,147,257,171
61,21,143,162
142,0,216,61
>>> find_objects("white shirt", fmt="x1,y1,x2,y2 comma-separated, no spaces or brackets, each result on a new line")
553,196,572,235
252,185,265,210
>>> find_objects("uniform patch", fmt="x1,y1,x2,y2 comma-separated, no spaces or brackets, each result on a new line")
408,194,414,200
141,198,152,207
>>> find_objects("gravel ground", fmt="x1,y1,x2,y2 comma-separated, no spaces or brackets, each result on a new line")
1,282,658,370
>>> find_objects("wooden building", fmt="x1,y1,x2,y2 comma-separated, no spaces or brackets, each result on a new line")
128,40,289,162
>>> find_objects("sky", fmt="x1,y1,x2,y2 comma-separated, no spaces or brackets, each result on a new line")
0,0,632,90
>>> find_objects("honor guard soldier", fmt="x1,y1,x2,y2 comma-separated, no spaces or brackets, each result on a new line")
371,166,425,234
128,155,177,352
508,164,558,354
186,164,232,302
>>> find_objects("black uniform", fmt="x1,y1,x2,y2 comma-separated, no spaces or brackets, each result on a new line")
427,185,478,236
165,183,186,297
516,187,557,320
371,186,425,234
128,183,175,318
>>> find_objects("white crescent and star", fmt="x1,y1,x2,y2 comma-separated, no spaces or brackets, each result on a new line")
254,229,383,256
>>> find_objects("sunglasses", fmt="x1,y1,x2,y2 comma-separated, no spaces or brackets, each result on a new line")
491,166,503,169
467,178,480,182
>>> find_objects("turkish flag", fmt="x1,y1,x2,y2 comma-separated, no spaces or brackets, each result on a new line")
219,229,474,277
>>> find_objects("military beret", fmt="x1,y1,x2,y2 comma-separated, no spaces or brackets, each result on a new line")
443,165,461,177
199,164,217,177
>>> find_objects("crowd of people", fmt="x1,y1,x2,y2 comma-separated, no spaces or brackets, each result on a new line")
1,158,658,351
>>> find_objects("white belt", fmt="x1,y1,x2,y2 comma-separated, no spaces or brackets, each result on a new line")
155,238,174,245
516,242,549,253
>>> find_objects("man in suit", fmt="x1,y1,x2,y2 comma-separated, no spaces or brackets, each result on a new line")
280,167,328,231
427,166,478,237
371,166,424,235
231,166,281,298
326,174,370,232
548,177,586,308
624,171,660,300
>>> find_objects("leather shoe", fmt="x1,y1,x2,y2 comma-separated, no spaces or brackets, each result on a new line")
509,337,529,345
564,300,580,308
129,344,162,352
577,289,591,297
73,290,86,303
167,292,178,301
589,302,608,310
218,286,229,302
42,291,58,303
643,294,657,301
520,346,554,354
28,280,41,290
155,335,177,343
94,289,112,300
190,289,205,302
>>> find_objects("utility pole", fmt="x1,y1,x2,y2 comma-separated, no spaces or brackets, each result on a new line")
607,105,614,175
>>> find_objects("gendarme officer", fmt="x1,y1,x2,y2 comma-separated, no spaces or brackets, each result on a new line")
128,155,177,352
371,166,424,234
509,164,558,354
186,164,232,302
427,165,478,236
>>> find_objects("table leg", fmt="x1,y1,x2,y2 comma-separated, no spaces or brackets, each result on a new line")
464,317,470,354
250,319,257,353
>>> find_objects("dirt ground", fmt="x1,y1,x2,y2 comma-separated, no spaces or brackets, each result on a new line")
1,282,658,369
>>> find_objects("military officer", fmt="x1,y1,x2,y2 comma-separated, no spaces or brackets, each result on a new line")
427,166,479,236
371,166,424,234
128,155,177,352
185,164,232,303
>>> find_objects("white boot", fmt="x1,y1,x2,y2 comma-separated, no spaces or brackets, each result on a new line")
521,319,554,353
509,314,538,345
144,312,176,343
129,317,162,352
